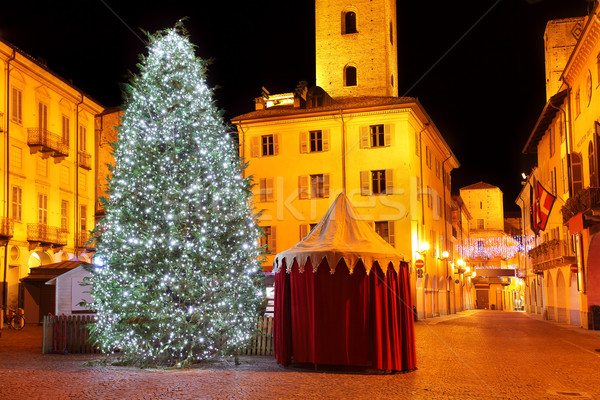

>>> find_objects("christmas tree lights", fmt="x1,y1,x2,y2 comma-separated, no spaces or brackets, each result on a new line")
87,26,265,367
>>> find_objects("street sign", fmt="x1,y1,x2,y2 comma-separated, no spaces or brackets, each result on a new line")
570,264,578,274
415,259,424,269
416,268,424,278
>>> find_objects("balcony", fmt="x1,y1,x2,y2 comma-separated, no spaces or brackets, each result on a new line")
528,239,576,273
27,128,69,159
27,224,67,249
78,151,92,170
562,187,600,225
76,231,96,251
0,217,14,245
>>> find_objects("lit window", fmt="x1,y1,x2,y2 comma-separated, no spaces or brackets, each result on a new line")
375,221,389,242
38,102,48,131
61,200,69,232
11,87,22,124
12,186,22,221
310,174,326,199
79,126,87,152
260,226,276,254
62,116,70,146
38,193,48,225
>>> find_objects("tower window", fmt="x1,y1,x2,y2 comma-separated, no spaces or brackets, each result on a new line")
344,11,357,34
345,66,357,87
390,21,393,45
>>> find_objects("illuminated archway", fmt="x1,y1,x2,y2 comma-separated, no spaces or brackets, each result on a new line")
545,272,555,321
27,251,52,274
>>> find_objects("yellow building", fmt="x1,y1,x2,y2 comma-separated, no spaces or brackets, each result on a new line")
232,0,459,320
521,5,600,328
451,194,474,311
0,39,103,320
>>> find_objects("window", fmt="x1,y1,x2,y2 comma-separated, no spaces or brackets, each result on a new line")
571,152,584,194
361,170,392,196
360,125,391,148
345,66,357,87
11,87,22,124
415,131,420,156
375,221,395,246
37,157,47,177
344,11,357,34
480,201,483,209
435,158,441,179
60,165,70,186
589,141,598,187
11,186,22,221
62,115,70,146
79,126,87,152
38,193,48,225
250,134,279,157
372,170,386,195
549,127,555,157
310,130,323,152
260,226,276,254
550,169,555,195
61,200,69,232
370,124,385,147
559,114,564,143
575,88,581,117
259,178,274,202
9,145,22,170
38,102,48,131
80,205,87,233
389,21,393,45
477,219,484,230
310,174,327,199
299,174,330,199
426,186,432,209
562,157,568,194
299,223,319,240
79,172,87,193
425,146,432,168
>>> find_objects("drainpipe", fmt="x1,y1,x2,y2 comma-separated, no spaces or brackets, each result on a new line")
74,93,84,259
3,48,16,310
441,154,452,278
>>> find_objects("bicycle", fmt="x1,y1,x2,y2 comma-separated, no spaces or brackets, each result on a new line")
3,308,25,330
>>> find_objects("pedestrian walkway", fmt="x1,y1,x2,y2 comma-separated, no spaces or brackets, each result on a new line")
1,310,599,399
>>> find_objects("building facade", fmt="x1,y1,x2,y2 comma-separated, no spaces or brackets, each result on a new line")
232,0,461,320
521,5,600,328
0,39,103,315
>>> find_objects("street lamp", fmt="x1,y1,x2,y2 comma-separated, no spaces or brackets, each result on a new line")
416,241,429,256
438,250,449,260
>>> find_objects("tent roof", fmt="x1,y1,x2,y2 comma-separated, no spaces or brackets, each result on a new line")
21,261,91,283
274,193,405,275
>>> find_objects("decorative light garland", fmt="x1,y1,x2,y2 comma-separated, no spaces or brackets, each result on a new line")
456,235,536,261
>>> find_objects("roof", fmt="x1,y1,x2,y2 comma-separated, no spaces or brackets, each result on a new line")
231,96,417,121
21,261,91,283
273,193,406,275
522,89,569,154
460,181,498,191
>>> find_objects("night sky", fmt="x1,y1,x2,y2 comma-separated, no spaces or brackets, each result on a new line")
0,0,591,211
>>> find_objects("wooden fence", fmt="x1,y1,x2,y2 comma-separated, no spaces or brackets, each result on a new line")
42,314,274,356
42,314,100,354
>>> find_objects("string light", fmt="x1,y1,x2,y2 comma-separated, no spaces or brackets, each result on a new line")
86,26,265,367
456,235,536,261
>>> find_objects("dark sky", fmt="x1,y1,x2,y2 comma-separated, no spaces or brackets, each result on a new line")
0,0,591,211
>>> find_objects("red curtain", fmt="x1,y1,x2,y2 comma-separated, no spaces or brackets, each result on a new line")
274,259,416,371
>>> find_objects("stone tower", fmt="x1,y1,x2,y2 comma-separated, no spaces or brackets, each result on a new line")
315,0,398,98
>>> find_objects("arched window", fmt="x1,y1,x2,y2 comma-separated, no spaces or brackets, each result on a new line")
589,141,598,187
345,66,357,87
344,11,357,34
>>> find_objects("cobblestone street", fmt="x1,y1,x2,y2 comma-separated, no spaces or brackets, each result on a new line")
1,310,600,399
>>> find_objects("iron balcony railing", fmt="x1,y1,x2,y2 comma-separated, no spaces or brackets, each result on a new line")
27,224,68,246
528,239,576,272
27,128,69,158
76,231,96,249
0,217,14,239
562,187,600,224
78,151,92,170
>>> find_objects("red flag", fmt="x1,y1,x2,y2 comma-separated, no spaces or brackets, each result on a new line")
535,182,556,231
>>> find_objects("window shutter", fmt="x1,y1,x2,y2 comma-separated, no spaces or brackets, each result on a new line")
273,134,280,156
269,226,277,254
571,152,584,194
298,175,309,199
259,178,266,202
359,126,369,149
299,131,309,153
388,221,395,247
384,124,393,147
322,129,330,151
11,88,18,122
385,169,393,195
323,173,330,198
299,224,308,241
266,177,274,202
250,136,260,157
360,171,370,196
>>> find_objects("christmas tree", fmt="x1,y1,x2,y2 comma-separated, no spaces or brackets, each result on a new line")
88,26,265,367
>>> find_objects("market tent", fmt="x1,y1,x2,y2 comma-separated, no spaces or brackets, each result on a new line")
273,193,416,371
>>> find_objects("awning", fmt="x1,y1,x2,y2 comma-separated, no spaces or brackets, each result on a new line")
21,261,91,283
522,89,569,154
